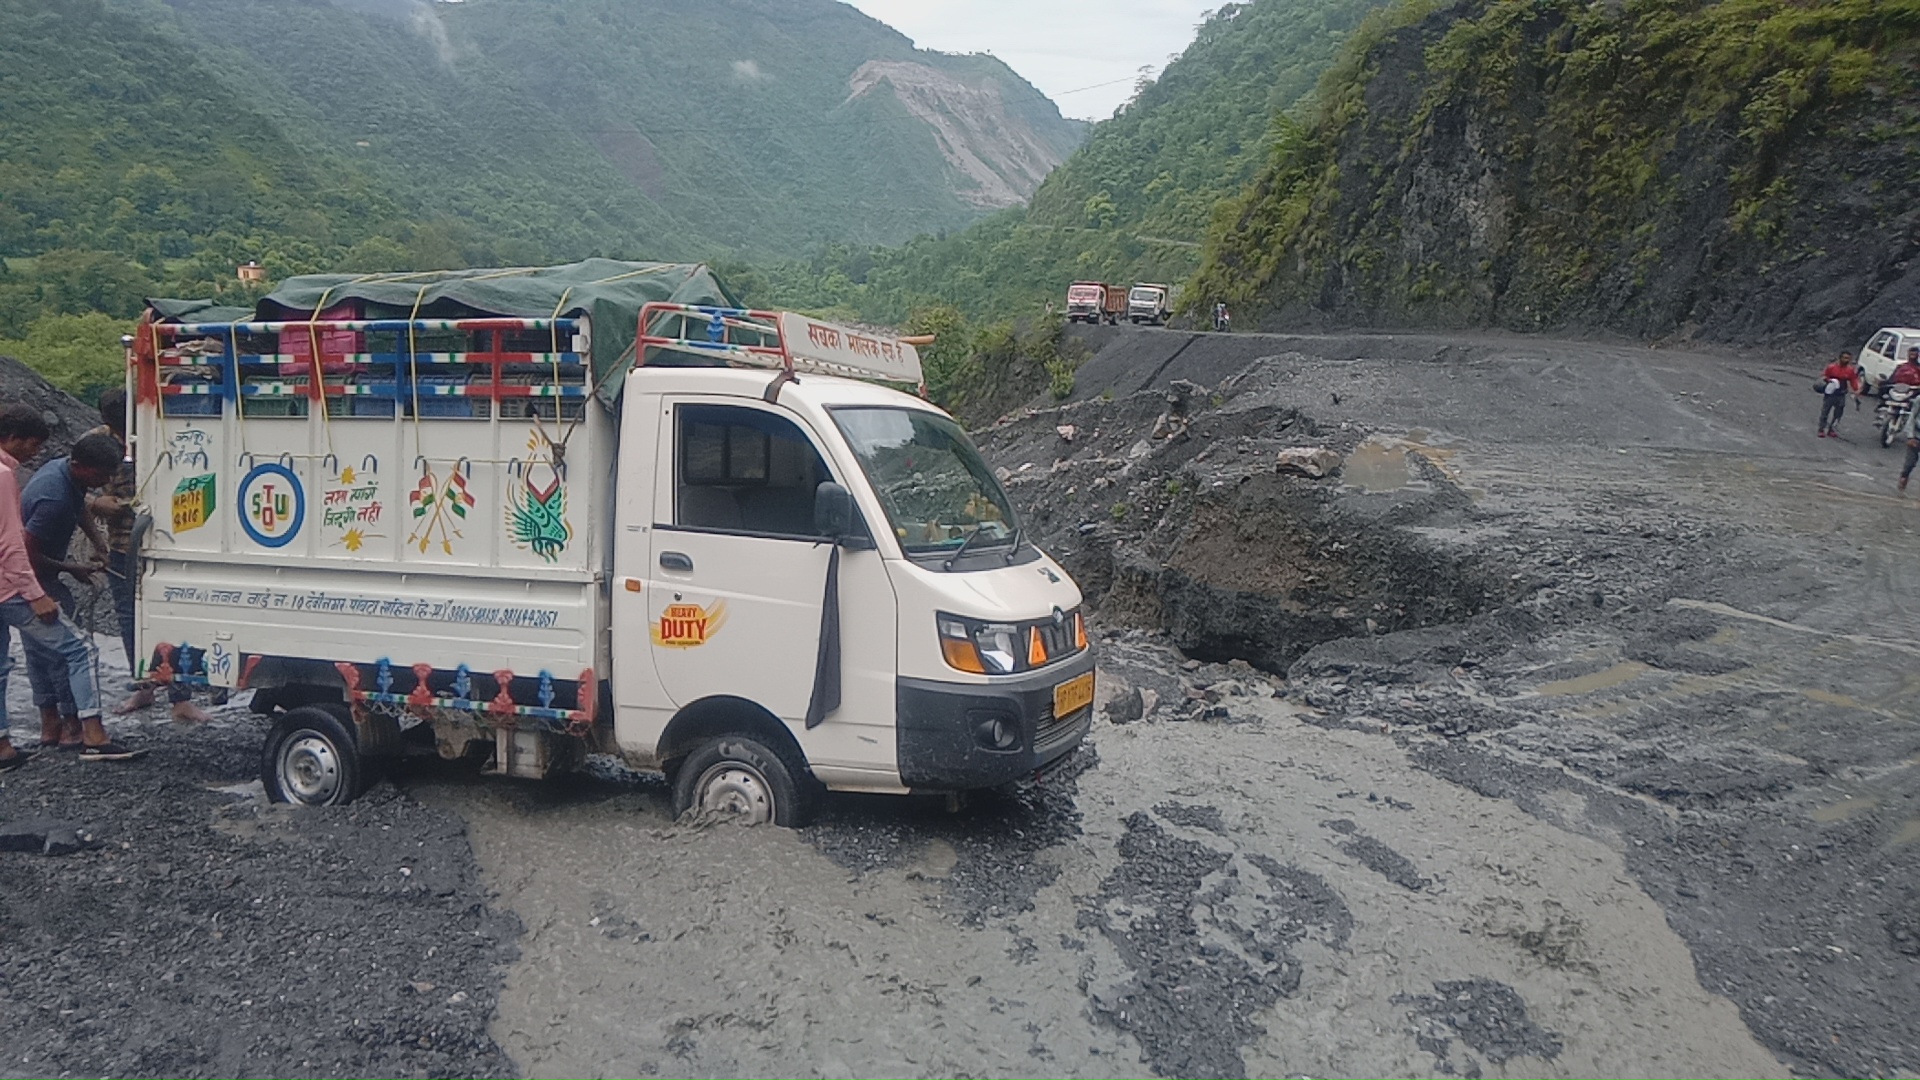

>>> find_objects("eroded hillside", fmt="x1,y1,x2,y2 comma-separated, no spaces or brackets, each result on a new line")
1191,0,1920,346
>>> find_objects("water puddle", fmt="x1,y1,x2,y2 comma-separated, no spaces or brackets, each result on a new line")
1890,819,1920,847
1343,441,1412,492
1535,661,1651,697
209,779,266,801
1810,796,1878,823
1801,688,1872,711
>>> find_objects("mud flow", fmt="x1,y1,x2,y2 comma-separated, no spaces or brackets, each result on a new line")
6,332,1916,1078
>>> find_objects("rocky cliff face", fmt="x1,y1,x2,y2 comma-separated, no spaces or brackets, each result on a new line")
1193,0,1920,349
848,60,1078,209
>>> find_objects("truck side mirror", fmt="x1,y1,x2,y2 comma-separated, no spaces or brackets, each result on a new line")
814,482,870,547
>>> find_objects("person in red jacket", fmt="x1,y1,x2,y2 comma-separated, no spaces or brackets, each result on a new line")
1817,351,1863,437
1887,347,1920,392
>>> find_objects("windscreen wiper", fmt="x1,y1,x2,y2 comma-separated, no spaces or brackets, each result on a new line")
942,525,992,571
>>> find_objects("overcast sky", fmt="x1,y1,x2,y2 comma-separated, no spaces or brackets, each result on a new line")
846,1,1219,121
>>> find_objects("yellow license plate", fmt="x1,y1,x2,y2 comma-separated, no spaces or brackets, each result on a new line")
1053,672,1095,718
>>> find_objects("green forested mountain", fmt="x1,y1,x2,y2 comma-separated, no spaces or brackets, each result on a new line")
0,0,1082,339
0,0,410,330
150,0,1082,257
1190,0,1920,344
764,0,1387,325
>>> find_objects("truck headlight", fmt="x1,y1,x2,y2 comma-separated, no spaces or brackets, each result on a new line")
937,611,1084,676
937,613,1019,674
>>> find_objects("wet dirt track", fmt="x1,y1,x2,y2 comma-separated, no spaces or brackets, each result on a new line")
4,328,1915,1078
423,681,1780,1079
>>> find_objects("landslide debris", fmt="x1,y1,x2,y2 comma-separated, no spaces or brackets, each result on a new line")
0,353,102,458
978,368,1520,672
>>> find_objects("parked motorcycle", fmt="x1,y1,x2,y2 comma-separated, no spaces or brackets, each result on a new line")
1876,382,1918,447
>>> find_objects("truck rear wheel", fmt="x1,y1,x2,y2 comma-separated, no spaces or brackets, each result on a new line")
262,706,366,807
671,735,812,826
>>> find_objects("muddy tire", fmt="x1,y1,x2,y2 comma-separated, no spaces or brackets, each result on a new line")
671,735,812,827
262,706,365,807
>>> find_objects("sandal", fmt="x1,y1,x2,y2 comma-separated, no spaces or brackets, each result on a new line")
0,749,37,772
79,741,146,763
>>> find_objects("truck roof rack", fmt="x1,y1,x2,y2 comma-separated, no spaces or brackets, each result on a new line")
638,303,923,389
132,315,591,413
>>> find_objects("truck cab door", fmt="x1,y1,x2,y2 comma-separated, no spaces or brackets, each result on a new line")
645,398,899,785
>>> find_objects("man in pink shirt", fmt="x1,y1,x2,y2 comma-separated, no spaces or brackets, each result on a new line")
0,404,104,769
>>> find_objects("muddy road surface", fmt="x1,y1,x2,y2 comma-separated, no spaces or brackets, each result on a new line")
431,329,1910,1078
2,327,1913,1077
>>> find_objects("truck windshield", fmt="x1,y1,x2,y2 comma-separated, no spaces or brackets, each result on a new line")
1130,288,1160,302
829,407,1021,556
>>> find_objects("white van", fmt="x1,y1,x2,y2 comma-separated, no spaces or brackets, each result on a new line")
130,266,1092,825
1858,326,1920,385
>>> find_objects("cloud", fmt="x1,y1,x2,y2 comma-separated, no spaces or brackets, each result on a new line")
325,0,455,65
732,59,768,82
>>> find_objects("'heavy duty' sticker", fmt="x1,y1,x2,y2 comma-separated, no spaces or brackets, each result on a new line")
652,601,727,648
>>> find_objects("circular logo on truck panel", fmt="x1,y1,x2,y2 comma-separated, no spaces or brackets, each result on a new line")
238,463,305,547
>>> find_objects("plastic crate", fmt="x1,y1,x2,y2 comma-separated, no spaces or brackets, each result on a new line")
242,374,309,418
414,373,478,418
160,373,223,417
279,301,363,365
343,373,398,417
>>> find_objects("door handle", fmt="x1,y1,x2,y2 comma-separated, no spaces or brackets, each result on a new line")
658,551,693,572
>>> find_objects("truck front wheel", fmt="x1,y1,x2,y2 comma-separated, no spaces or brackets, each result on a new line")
671,735,812,826
262,706,366,806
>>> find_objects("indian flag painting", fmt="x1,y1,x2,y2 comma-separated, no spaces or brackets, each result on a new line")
408,460,476,555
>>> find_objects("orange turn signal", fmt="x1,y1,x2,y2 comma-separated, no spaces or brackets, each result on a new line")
942,637,987,674
1073,611,1088,651
1028,627,1049,667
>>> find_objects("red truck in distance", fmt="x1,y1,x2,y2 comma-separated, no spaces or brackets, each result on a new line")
1066,281,1126,325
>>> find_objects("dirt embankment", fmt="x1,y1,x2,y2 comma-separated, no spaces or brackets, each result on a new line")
0,354,103,461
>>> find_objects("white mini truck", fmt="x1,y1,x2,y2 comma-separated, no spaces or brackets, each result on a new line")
131,266,1092,825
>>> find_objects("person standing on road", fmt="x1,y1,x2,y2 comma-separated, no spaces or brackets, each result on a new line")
19,431,142,761
0,405,57,770
1817,351,1863,438
88,389,211,723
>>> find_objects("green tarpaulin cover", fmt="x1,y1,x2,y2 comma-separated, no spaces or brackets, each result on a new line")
154,259,739,404
147,297,255,325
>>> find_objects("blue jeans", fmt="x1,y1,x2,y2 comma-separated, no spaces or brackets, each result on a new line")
2,591,101,733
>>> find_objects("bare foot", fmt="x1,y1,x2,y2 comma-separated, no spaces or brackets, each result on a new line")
114,687,157,714
170,701,214,724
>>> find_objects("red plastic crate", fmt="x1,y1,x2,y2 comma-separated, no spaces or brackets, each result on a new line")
279,301,363,370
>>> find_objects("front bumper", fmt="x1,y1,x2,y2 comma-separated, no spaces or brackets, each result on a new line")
895,649,1095,791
